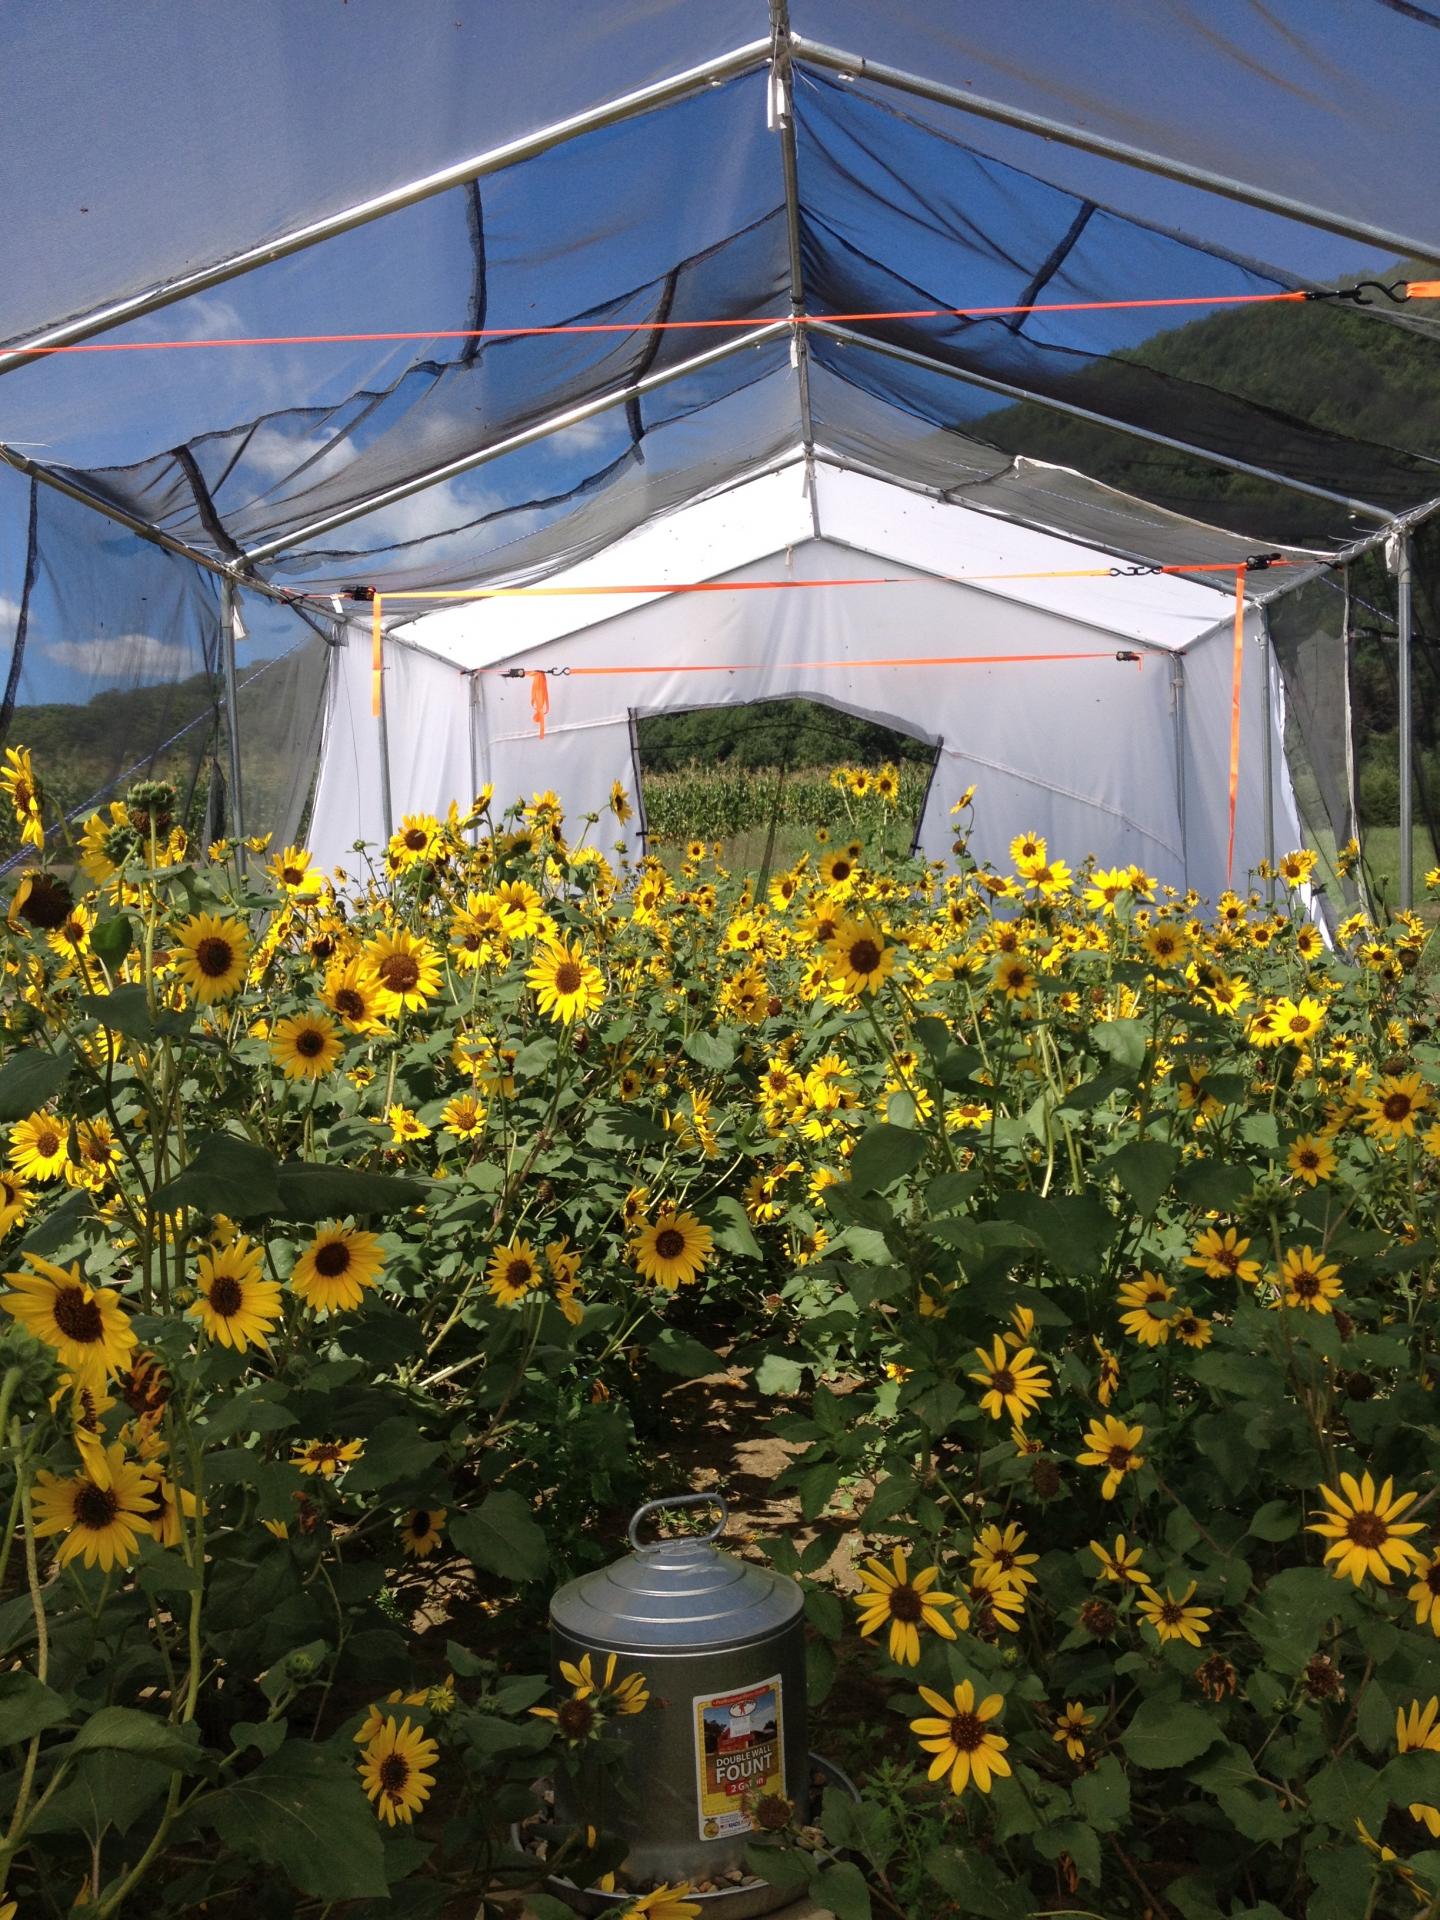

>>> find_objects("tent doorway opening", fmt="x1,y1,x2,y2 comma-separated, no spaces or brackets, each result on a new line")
632,696,940,879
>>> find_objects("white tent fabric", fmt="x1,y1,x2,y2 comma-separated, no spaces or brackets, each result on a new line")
308,466,1302,899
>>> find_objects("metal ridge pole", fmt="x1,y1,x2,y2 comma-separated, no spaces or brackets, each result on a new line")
792,36,1440,265
769,0,815,468
219,578,247,869
240,321,789,564
810,320,1395,523
1397,533,1414,910
1252,488,1440,608
0,40,773,379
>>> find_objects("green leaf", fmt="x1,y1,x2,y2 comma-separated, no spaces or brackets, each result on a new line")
69,1707,204,1773
864,1472,919,1526
1121,1696,1223,1769
744,1841,813,1900
1216,1784,1293,1843
342,1417,444,1494
926,1846,1028,1919
1384,1748,1440,1807
1247,1497,1301,1541
1104,1140,1178,1217
684,1028,735,1072
190,1744,386,1900
1175,1157,1253,1213
702,1195,760,1260
1073,1753,1130,1832
1309,1755,1385,1831
848,1123,927,1194
88,913,133,963
813,1860,872,1919
450,1489,549,1583
991,1191,1117,1275
1035,1817,1101,1885
0,1669,71,1741
75,984,156,1040
153,1133,282,1219
275,1161,428,1219
1091,1017,1148,1070
0,1046,70,1122
650,1328,723,1378
1303,1845,1380,1920
754,1351,805,1395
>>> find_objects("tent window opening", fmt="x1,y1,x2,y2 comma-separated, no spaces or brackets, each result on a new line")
631,694,940,882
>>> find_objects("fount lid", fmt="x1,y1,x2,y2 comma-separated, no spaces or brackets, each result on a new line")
550,1495,802,1654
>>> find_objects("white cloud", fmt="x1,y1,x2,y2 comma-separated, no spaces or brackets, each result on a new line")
40,633,195,678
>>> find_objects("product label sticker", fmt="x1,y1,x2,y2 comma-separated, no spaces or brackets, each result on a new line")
692,1675,785,1840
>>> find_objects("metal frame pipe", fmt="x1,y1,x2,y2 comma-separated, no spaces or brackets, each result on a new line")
791,36,1440,265
1260,610,1276,899
769,0,815,466
219,578,247,869
0,41,772,379
811,321,1394,523
1397,534,1414,909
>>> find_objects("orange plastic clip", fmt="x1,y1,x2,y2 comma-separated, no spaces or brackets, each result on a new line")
1406,280,1440,299
530,671,549,739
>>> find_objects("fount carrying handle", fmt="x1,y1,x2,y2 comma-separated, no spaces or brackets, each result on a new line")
628,1492,729,1550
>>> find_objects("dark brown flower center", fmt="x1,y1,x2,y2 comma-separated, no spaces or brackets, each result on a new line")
888,1584,924,1622
504,1259,533,1289
334,988,365,1019
554,962,583,995
281,865,305,885
208,1274,244,1317
947,1711,984,1751
990,1367,1016,1396
1288,1015,1311,1033
74,1482,119,1530
379,954,420,992
53,1286,104,1344
195,936,234,978
403,829,428,851
314,1241,352,1279
1346,1512,1387,1547
1383,1093,1412,1122
1425,1564,1440,1595
310,1444,342,1467
295,1028,326,1057
1105,1444,1132,1469
1299,1148,1320,1168
848,939,881,974
1159,1600,1184,1625
654,1228,686,1261
831,861,851,882
409,1511,430,1537
378,1753,411,1794
1291,1271,1320,1299
557,1697,595,1739
33,1128,60,1158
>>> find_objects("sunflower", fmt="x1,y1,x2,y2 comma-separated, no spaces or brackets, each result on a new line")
172,911,250,1004
322,956,388,1034
525,938,603,1025
2,749,45,852
291,1224,385,1315
494,879,546,937
853,1547,959,1665
0,1174,30,1236
441,1093,488,1140
9,1110,70,1183
1137,1582,1213,1646
30,1444,156,1570
609,780,633,824
1309,1473,1425,1585
991,956,1036,1001
1267,995,1326,1046
388,813,441,870
268,843,322,894
1275,1245,1343,1313
269,1009,344,1081
1115,1273,1176,1346
961,1563,1025,1637
63,1119,122,1192
1093,1337,1120,1406
825,918,893,996
1183,1225,1261,1286
487,1236,542,1307
1363,1070,1430,1145
1142,922,1189,967
971,1522,1038,1594
1287,1133,1337,1186
1172,1307,1212,1348
629,1209,714,1290
358,1715,439,1826
1053,1701,1095,1761
2,1254,135,1385
400,1508,446,1559
554,1651,649,1716
1408,1550,1440,1636
1010,831,1046,869
189,1235,282,1352
362,929,441,1016
1090,1534,1147,1585
617,1887,702,1920
294,1439,364,1478
1395,1698,1440,1837
1077,1416,1145,1499
910,1679,1010,1797
968,1335,1051,1424
819,848,858,892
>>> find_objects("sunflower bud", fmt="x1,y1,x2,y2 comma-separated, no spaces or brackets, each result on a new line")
1302,1653,1344,1702
1030,1458,1061,1500
1079,1600,1117,1639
